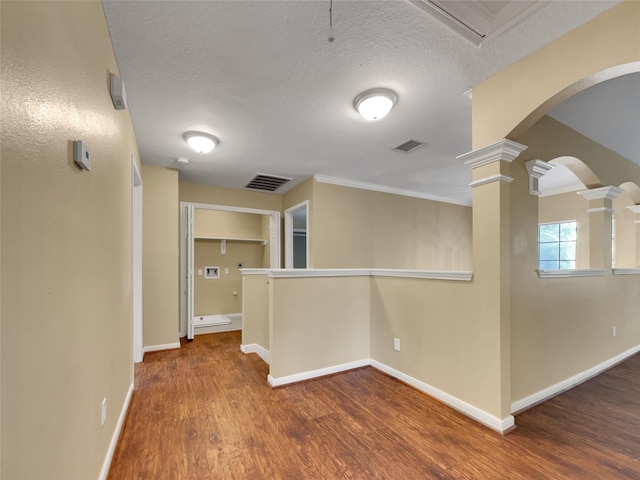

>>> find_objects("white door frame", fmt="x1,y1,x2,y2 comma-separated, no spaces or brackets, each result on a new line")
131,158,143,364
179,202,280,338
284,200,309,269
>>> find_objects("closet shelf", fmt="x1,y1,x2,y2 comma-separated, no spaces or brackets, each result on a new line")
195,236,268,246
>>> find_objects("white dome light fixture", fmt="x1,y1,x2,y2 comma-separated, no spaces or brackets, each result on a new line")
183,131,219,154
353,88,398,121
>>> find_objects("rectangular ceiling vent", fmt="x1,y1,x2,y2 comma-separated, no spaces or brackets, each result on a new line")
393,139,425,153
244,173,292,192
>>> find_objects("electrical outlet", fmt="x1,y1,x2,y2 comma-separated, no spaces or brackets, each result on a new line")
197,269,203,276
394,338,400,352
101,398,107,426
613,326,616,337
224,267,229,274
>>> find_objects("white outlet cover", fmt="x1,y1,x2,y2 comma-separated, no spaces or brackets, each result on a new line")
101,398,107,425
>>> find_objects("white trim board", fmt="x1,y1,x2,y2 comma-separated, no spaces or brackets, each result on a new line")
313,174,471,207
267,357,513,434
243,268,474,281
370,360,514,435
241,344,270,364
511,344,640,415
99,382,134,480
268,359,370,387
613,268,640,275
538,269,606,278
143,342,181,355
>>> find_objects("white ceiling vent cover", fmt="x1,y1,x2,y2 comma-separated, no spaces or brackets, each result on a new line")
393,139,425,153
245,173,292,192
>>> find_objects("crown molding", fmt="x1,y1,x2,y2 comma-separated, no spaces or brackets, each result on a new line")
313,174,471,206
577,186,624,201
457,139,528,169
626,205,640,214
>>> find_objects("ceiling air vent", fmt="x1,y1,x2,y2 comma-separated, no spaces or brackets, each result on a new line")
244,173,292,192
393,139,425,153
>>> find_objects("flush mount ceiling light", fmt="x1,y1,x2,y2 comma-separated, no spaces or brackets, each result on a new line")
353,88,397,121
183,131,219,154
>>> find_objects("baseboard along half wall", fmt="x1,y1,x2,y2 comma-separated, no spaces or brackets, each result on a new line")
267,359,370,388
266,357,514,434
511,344,640,414
370,360,514,434
99,382,134,480
240,344,270,364
142,342,181,355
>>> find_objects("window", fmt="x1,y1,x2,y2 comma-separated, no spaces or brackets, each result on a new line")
538,221,577,270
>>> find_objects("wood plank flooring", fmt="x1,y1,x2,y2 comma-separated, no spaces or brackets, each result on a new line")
108,332,640,479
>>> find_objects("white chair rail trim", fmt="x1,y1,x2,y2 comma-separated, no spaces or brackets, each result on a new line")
242,268,474,281
538,269,606,278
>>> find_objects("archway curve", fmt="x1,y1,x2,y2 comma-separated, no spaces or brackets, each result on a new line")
508,63,640,142
471,1,640,149
618,181,640,205
548,156,601,191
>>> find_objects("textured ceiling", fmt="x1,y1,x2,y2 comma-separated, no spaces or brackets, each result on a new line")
102,0,620,205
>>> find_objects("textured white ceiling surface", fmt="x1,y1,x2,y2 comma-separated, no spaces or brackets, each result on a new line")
102,0,619,205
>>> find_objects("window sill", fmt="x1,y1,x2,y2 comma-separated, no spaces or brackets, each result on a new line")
538,269,606,278
612,268,640,275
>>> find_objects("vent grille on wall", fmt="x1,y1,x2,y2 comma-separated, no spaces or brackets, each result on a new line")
393,139,425,153
245,173,292,192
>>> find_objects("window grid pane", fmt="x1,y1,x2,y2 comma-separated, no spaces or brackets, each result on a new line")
538,221,576,270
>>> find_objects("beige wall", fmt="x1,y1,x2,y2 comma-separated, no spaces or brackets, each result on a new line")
370,277,501,412
194,240,263,315
510,113,640,404
269,276,370,379
472,1,640,148
1,2,140,478
180,181,282,212
613,193,639,267
242,274,270,350
194,208,265,239
312,182,472,270
142,165,179,347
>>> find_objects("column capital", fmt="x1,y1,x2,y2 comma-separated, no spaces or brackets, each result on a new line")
626,204,640,214
525,159,554,196
577,186,624,201
458,139,528,169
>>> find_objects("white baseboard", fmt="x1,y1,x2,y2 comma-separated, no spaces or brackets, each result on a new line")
371,360,514,434
241,343,270,364
511,344,640,414
143,342,181,354
99,382,134,480
268,359,370,387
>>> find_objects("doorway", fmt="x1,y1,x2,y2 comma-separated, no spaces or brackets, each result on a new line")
285,200,309,269
132,158,143,363
180,202,280,339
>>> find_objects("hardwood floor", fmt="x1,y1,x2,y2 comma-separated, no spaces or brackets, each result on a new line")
108,332,640,479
